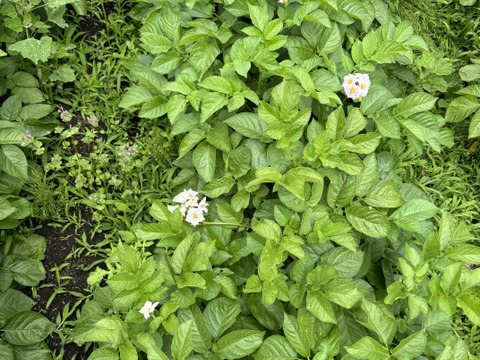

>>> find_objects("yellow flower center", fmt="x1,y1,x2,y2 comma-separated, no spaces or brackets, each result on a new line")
350,88,355,93
148,308,152,312
359,96,363,101
348,80,352,84
193,214,198,219
361,85,365,89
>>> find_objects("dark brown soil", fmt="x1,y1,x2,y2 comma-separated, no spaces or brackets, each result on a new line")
24,204,105,360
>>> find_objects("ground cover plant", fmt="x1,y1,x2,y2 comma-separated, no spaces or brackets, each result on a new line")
2,0,480,359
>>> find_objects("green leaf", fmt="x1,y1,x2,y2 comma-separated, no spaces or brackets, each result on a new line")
445,244,480,263
458,294,480,326
139,96,167,118
202,177,235,198
207,123,231,153
446,96,480,123
204,297,241,339
0,341,14,360
12,72,39,88
225,113,271,142
183,240,215,272
228,145,251,178
117,243,140,273
345,108,367,138
320,248,364,278
49,64,76,82
0,288,36,318
0,197,17,221
199,76,233,95
0,96,22,121
172,320,193,360
178,128,205,159
247,294,284,331
249,5,269,31
3,255,45,286
364,179,403,208
152,52,181,75
306,290,336,324
190,37,220,78
345,336,389,360
322,279,364,309
213,330,264,359
254,335,297,360
459,64,480,82
89,348,119,360
327,172,357,208
19,104,53,121
193,141,216,183
469,110,480,139
394,92,437,117
0,145,28,179
8,36,52,64
2,311,55,345
282,313,310,357
341,133,381,154
201,92,228,122
119,85,152,109
440,262,463,293
391,330,426,360
346,206,390,238
393,199,437,230
361,299,396,345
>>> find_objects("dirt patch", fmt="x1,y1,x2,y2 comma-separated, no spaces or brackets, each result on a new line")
24,205,105,359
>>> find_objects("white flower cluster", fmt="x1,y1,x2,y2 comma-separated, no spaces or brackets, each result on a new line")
342,73,371,101
168,189,208,226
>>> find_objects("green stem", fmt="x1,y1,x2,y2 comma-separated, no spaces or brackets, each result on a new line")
201,221,251,229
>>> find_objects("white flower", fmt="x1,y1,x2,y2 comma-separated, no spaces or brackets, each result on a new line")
168,204,187,216
173,189,198,206
139,301,159,320
279,0,287,3
168,205,179,213
342,73,370,101
186,206,205,226
198,197,209,214
173,192,186,204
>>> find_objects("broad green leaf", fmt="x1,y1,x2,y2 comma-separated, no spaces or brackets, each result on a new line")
457,294,480,326
254,335,297,360
445,96,480,123
346,206,390,238
183,240,215,272
361,299,396,345
0,288,36,318
190,37,220,78
228,145,252,178
168,95,188,124
225,113,271,142
2,311,55,345
0,96,22,121
213,330,264,359
391,330,426,360
206,122,231,153
204,298,241,339
345,336,389,360
178,128,205,159
248,294,284,331
89,348,118,360
320,247,364,278
345,108,367,138
119,85,152,109
341,133,381,154
117,243,140,273
364,179,403,208
201,92,228,122
469,110,480,139
202,177,235,198
459,64,480,82
327,172,357,208
393,199,437,228
445,244,480,263
322,279,364,309
283,313,310,357
440,262,463,293
139,96,167,118
306,290,336,324
394,92,437,117
0,197,17,221
172,320,193,360
0,145,28,180
8,37,52,64
0,341,14,360
248,5,269,31
199,76,233,94
193,141,216,183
